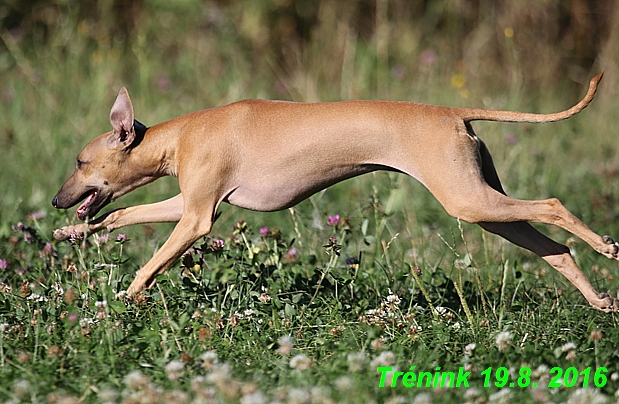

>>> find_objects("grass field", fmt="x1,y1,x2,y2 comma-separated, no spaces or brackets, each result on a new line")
1,1,619,402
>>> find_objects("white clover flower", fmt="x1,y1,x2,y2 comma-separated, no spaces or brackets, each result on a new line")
165,390,189,402
334,375,354,392
79,317,97,327
561,342,577,352
347,352,367,372
433,306,447,315
566,388,607,404
51,283,64,295
489,388,513,404
95,300,107,308
26,293,48,302
561,342,578,360
98,386,119,404
206,363,232,386
412,393,433,404
464,387,481,399
386,290,401,305
12,379,31,400
464,343,476,356
200,351,218,370
240,391,267,404
495,331,513,351
370,350,396,369
123,370,149,390
533,364,549,380
190,375,206,391
201,350,218,362
287,388,310,404
277,335,294,355
310,386,332,403
165,360,184,381
289,354,312,370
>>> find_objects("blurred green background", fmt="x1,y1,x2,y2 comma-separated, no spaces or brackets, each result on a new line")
1,0,619,240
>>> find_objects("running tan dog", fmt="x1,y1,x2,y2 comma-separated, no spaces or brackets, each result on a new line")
52,73,619,311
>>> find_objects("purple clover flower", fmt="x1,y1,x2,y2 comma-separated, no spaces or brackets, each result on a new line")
69,230,84,244
96,233,110,245
327,215,340,227
284,247,298,262
210,239,225,251
40,242,55,258
27,211,46,221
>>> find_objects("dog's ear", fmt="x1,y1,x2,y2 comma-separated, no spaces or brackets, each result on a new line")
108,87,136,150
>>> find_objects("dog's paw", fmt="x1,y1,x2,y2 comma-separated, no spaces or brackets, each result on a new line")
127,272,158,301
130,291,148,304
590,292,619,313
127,278,146,297
599,235,619,260
53,227,73,241
53,225,87,241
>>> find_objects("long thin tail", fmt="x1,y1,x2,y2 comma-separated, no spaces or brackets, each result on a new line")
458,72,603,123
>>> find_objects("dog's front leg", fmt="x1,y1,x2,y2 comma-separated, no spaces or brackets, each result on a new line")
126,214,213,295
53,194,184,241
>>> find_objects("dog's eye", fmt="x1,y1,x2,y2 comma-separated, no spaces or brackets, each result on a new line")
77,159,84,169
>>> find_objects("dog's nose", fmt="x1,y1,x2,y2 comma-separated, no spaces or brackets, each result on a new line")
52,195,58,208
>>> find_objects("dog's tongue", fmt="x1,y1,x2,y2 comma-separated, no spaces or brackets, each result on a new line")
77,191,96,220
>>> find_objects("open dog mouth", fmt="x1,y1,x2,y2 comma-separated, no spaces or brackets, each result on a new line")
53,185,112,221
76,190,99,220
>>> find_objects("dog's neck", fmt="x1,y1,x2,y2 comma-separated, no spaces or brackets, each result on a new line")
128,118,180,178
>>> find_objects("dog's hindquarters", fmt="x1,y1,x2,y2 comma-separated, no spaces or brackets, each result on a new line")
399,119,619,311
474,139,618,311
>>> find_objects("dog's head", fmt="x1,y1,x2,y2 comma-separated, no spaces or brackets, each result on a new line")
52,88,148,220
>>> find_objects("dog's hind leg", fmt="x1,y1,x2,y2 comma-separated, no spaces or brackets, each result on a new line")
467,140,619,260
479,221,618,311
476,141,618,311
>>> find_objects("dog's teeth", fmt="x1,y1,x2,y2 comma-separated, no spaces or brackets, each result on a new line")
603,235,615,245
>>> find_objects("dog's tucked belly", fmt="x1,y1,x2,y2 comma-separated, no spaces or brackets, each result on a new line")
225,163,400,212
